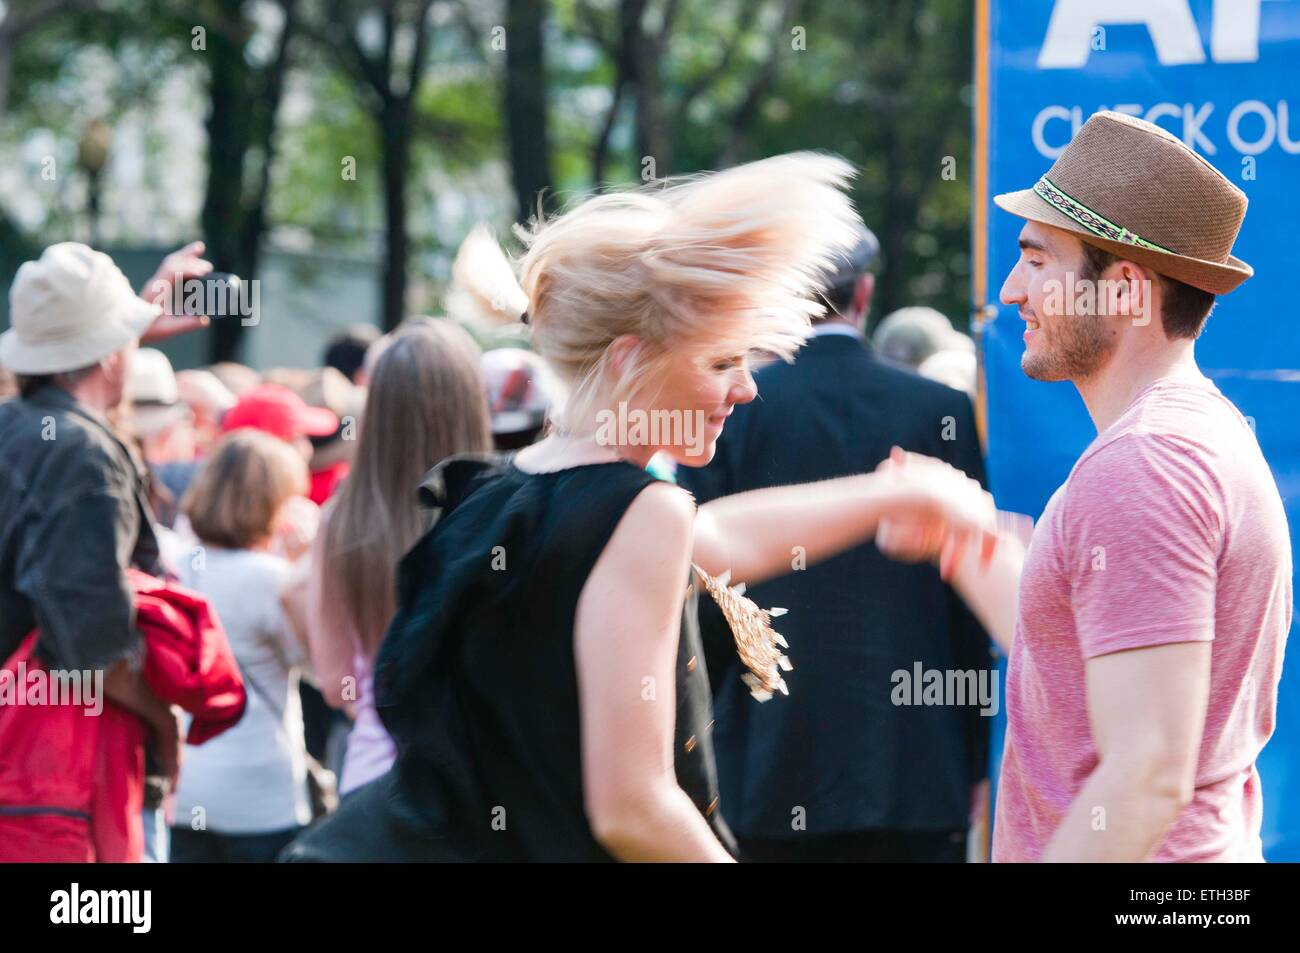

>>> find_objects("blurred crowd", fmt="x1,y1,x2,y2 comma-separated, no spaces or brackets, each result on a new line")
115,321,569,861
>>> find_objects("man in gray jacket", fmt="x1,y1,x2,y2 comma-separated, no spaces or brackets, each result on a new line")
0,241,212,807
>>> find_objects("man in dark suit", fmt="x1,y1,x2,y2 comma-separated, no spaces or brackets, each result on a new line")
678,226,993,862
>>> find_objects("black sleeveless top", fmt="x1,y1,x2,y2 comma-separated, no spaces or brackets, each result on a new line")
369,455,736,861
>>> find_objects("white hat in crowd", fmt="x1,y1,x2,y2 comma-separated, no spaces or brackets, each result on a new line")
128,348,191,437
0,242,159,375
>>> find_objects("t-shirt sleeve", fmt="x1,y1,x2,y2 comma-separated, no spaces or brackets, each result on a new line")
1061,433,1223,659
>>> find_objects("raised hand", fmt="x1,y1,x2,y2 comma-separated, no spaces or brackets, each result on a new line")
139,240,214,343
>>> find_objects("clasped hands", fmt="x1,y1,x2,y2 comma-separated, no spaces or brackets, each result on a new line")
873,446,1003,581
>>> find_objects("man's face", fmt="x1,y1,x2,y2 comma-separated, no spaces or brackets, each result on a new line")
999,221,1116,382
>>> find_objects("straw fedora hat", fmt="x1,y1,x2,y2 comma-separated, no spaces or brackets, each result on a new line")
994,111,1252,295
0,242,160,375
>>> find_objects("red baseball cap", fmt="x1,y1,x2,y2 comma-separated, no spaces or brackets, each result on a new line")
220,383,339,443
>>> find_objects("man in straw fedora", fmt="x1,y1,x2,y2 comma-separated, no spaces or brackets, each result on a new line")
878,111,1291,861
0,241,213,860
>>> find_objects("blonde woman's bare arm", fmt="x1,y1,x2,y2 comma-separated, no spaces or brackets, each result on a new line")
576,482,734,863
691,457,998,591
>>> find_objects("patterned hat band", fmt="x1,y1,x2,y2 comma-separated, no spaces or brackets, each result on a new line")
1032,177,1176,255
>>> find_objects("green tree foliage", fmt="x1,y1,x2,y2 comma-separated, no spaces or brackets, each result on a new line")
1,0,976,335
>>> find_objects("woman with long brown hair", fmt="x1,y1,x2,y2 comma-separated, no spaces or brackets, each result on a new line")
297,319,492,796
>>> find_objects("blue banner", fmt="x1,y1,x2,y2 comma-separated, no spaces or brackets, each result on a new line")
982,0,1300,860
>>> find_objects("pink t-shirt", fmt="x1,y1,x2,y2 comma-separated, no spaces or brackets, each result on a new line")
994,377,1292,862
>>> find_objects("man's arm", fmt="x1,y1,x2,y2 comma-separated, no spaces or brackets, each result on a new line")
1042,641,1210,861
103,661,182,787
872,446,1023,653
875,523,1023,655
20,483,181,774
944,533,1023,655
936,394,996,790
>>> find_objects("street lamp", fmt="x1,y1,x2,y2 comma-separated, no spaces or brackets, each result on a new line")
77,118,111,247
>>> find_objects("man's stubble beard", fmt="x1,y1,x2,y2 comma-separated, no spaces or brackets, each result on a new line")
1021,269,1116,382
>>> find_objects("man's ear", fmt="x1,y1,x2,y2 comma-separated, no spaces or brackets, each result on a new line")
853,274,874,321
1115,260,1156,328
102,346,135,397
101,350,123,383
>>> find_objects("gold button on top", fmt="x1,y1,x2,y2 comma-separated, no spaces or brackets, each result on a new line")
706,796,719,817
686,655,697,672
685,735,697,753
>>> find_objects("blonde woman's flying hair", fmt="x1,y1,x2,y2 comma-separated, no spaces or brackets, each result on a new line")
447,151,863,432
447,224,530,329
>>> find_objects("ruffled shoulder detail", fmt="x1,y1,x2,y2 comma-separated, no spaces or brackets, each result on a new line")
416,451,512,518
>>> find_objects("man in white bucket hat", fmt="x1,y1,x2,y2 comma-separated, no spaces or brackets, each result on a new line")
0,241,210,376
0,241,212,858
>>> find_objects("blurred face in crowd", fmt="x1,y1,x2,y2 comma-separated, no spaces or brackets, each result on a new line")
140,416,198,465
1000,220,1117,383
189,410,224,457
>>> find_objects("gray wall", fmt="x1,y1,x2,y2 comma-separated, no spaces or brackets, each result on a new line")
0,245,381,371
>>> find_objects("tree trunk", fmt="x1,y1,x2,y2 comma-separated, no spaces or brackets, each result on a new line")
632,20,668,175
504,0,553,221
201,3,255,363
380,101,410,331
200,0,296,362
877,125,911,323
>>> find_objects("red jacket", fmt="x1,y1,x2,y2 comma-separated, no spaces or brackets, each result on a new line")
0,570,245,862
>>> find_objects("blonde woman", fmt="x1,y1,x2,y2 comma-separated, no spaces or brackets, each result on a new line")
296,320,493,796
283,153,996,863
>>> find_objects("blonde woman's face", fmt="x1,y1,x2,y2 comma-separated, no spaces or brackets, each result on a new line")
647,347,758,467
